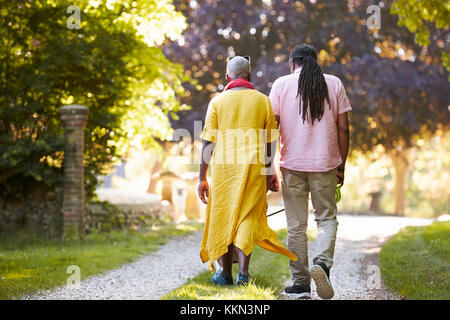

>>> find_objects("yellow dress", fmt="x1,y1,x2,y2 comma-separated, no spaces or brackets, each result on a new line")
200,89,298,273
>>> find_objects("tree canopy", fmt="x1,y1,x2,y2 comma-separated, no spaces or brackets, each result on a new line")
0,0,189,198
391,0,450,74
162,0,449,216
164,0,449,154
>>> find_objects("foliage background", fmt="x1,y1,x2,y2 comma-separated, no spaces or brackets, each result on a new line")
162,0,449,216
0,0,190,199
0,0,448,217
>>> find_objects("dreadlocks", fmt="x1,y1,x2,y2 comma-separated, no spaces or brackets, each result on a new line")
290,44,330,125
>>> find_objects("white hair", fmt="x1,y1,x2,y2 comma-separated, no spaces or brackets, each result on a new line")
226,56,251,80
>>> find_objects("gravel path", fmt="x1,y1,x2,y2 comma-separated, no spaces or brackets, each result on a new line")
26,231,208,300
27,210,433,300
269,210,433,300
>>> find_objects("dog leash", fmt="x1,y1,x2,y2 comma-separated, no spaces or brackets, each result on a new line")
335,182,343,203
267,182,344,217
266,207,285,217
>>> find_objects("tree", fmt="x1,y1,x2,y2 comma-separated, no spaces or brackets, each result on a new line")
331,55,449,214
0,0,189,199
164,0,449,215
391,0,450,74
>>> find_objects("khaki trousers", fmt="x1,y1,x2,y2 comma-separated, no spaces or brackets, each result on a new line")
281,167,338,286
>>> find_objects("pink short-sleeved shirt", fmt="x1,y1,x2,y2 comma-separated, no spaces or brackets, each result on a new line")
269,68,352,172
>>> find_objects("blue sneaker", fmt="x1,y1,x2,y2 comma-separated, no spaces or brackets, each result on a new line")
212,268,233,285
236,272,250,286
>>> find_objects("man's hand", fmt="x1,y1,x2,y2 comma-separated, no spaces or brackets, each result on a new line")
336,166,345,185
337,112,349,185
198,179,209,204
266,173,280,192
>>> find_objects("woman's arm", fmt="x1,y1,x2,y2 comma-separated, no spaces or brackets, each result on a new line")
198,140,215,204
265,140,279,192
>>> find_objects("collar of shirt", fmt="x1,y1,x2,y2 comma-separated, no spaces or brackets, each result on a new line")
294,67,302,74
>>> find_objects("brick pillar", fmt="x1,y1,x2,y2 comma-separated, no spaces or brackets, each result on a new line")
60,105,88,237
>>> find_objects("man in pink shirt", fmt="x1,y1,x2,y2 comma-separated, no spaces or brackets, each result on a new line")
269,44,351,299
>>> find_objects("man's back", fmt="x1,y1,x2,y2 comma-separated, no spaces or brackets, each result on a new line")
269,69,352,172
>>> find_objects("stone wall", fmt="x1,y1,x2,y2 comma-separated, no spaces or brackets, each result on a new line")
1,105,197,238
0,186,173,237
0,184,63,238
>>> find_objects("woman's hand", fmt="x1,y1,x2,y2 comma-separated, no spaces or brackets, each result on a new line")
198,179,210,204
266,174,280,192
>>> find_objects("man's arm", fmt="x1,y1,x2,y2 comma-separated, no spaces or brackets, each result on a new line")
275,115,280,127
198,140,215,204
336,112,350,184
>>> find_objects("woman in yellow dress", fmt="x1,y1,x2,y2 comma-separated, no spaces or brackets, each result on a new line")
197,56,297,286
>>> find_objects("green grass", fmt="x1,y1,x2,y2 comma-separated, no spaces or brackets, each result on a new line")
0,221,203,300
380,220,450,300
162,229,316,300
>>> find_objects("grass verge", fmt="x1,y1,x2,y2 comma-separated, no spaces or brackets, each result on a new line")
380,220,450,300
162,229,316,300
0,221,203,300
